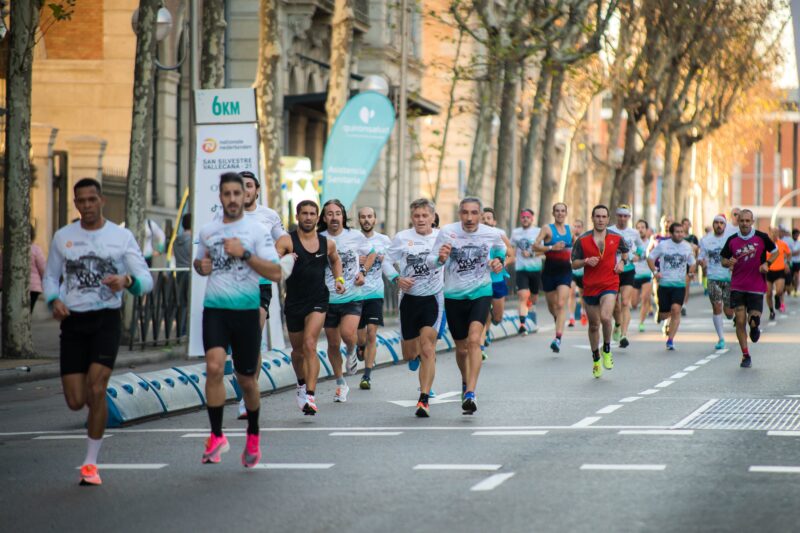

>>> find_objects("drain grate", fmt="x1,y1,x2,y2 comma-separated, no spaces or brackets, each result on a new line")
675,399,800,431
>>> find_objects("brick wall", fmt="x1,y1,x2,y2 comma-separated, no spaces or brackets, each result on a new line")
41,0,104,60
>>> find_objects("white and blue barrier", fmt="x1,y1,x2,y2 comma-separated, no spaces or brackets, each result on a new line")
105,310,533,426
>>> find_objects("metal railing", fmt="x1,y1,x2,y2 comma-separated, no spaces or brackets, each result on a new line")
128,268,190,349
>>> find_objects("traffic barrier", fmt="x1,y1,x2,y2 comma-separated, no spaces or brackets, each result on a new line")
315,350,334,377
106,372,166,427
137,368,205,413
263,350,297,389
374,334,398,365
174,363,237,403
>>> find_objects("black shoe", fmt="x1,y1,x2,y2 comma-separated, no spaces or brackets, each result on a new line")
415,401,430,418
749,318,761,343
518,326,528,336
769,311,776,321
740,355,752,368
681,308,687,317
356,345,365,362
461,394,477,415
619,337,629,348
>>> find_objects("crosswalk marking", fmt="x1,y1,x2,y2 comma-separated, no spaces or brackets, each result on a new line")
596,405,622,414
572,417,601,427
329,432,403,437
618,430,694,436
470,472,515,491
35,435,112,440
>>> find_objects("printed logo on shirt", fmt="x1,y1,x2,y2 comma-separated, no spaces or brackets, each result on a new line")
406,252,432,277
661,253,687,270
453,244,489,273
65,254,118,300
734,243,758,262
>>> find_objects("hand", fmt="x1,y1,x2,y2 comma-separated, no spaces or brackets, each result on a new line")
786,267,791,274
632,254,640,263
359,255,366,266
52,299,70,321
398,277,415,291
585,256,600,267
223,237,245,258
354,272,365,286
490,258,503,274
335,280,346,294
101,274,128,292
195,254,212,275
522,250,532,258
655,272,663,280
613,260,624,274
727,256,738,266
438,243,452,263
553,241,566,251
759,263,769,274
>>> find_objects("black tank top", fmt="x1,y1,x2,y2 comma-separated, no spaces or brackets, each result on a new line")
285,230,329,312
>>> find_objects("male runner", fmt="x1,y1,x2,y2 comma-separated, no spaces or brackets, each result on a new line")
510,208,542,334
647,222,697,351
568,219,586,327
533,202,572,353
433,197,505,414
355,207,392,390
275,200,344,415
480,207,514,358
680,218,700,316
571,205,627,378
384,198,445,417
720,209,778,368
632,219,653,332
766,227,791,320
698,214,734,350
194,172,282,468
44,178,153,486
609,204,644,348
319,199,374,402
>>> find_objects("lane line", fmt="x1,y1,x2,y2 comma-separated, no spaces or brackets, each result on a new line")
596,405,623,414
749,466,800,474
581,464,666,471
715,348,730,355
470,472,515,491
706,354,720,360
472,431,548,436
619,397,642,403
181,433,246,438
76,464,167,470
655,381,674,388
683,365,700,371
572,417,602,427
618,430,694,436
252,463,335,470
767,431,800,437
639,389,659,395
673,399,719,428
669,372,688,379
696,360,710,365
35,435,112,440
414,464,502,471
329,432,403,437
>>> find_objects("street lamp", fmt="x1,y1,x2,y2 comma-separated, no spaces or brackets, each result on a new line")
359,75,390,97
131,6,188,71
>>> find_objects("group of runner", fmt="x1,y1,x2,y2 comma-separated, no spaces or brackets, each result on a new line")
44,171,798,484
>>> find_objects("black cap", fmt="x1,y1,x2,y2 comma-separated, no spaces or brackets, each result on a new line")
239,170,259,187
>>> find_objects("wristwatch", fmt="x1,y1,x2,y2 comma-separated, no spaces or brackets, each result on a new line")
241,250,252,261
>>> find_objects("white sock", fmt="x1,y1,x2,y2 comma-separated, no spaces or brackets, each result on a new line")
712,314,724,340
83,437,103,466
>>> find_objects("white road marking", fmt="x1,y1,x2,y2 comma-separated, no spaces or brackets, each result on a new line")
181,433,246,438
388,399,460,407
706,354,720,360
639,389,660,395
669,372,688,379
581,464,666,471
784,395,800,398
619,397,642,403
329,432,403,437
472,431,548,436
596,405,623,414
684,365,700,371
749,466,800,474
673,399,719,428
572,417,602,427
76,464,167,470
618,430,694,436
767,431,800,437
414,464,501,471
252,463,335,470
696,359,710,365
35,435,112,440
470,472,516,491
715,348,730,355
655,380,674,388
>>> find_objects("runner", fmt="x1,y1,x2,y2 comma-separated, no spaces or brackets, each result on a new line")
480,207,514,359
647,222,697,351
433,197,506,414
355,207,392,390
632,219,653,332
766,227,792,320
680,218,700,317
609,205,644,348
698,214,734,350
384,198,445,417
510,208,542,334
319,199,375,402
43,178,153,486
571,205,627,378
790,228,800,296
720,209,778,368
193,172,283,468
275,200,343,415
533,202,572,353
568,219,586,328
647,214,674,330
724,207,741,238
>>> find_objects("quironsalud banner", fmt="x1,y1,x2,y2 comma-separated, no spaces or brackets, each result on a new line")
321,91,395,209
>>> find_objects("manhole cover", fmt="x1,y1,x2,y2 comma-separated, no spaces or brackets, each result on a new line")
675,399,800,431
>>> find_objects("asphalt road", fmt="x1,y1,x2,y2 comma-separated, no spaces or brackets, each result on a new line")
2,293,800,533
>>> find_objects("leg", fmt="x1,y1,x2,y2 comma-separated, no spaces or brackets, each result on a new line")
302,312,325,393
545,290,558,320
766,281,775,314
554,285,570,335
288,331,306,383
236,371,260,412
205,347,228,408
454,339,468,386
640,282,652,324
464,321,485,393
491,297,505,325
62,373,88,412
418,327,437,395
326,327,344,380
619,285,633,337
775,278,785,310
517,289,531,317
734,306,748,353
586,304,601,352
401,338,421,362
668,304,682,341
364,324,379,371
85,364,113,440
599,295,616,347
339,314,360,354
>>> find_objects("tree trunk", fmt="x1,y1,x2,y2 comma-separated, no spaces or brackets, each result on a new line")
200,0,226,89
255,0,283,210
325,0,354,137
642,156,654,224
537,68,565,226
519,66,551,216
126,0,160,249
611,111,640,208
433,26,465,204
661,133,675,218
492,57,520,229
674,136,691,219
466,58,501,197
2,0,42,358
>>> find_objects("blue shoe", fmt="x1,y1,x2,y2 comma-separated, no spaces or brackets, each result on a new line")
714,339,726,350
740,355,752,368
666,340,675,351
408,356,420,372
461,382,467,401
550,338,561,353
462,392,477,414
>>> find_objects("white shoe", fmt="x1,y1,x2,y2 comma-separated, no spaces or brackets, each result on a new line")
237,398,247,420
295,384,307,411
345,348,358,375
334,382,350,403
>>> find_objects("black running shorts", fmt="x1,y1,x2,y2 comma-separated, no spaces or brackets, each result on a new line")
358,298,385,329
445,296,492,341
515,270,541,293
259,283,272,316
324,301,363,329
284,302,328,333
657,286,686,315
766,270,786,283
202,307,261,375
399,294,439,340
632,276,651,290
729,290,764,314
59,308,121,376
618,270,635,287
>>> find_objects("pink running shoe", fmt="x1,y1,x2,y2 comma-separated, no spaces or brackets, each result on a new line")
242,434,261,468
780,303,786,313
201,433,230,464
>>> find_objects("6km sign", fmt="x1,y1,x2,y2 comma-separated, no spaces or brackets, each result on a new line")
194,88,257,124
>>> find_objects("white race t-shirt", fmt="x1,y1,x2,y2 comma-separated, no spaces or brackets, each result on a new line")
699,232,732,282
610,225,644,272
360,232,392,300
322,228,373,304
510,226,542,272
433,222,506,300
649,239,695,288
385,228,444,297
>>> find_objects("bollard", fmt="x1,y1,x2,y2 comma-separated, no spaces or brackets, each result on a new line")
105,372,166,427
137,368,205,413
174,363,237,404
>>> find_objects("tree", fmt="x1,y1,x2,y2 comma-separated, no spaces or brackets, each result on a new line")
255,0,283,210
325,0,355,137
200,0,226,89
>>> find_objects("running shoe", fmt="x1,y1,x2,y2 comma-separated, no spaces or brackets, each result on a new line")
619,336,629,348
518,325,528,336
681,308,687,317
714,339,726,350
356,344,365,362
303,395,318,416
666,339,675,351
484,333,492,346
780,302,786,313
612,326,621,342
461,382,467,401
296,384,307,411
749,318,761,343
580,314,588,326
346,348,359,375
241,434,261,468
568,318,575,328
237,398,247,420
408,356,421,372
202,433,230,464
592,360,602,379
359,377,371,390
661,322,670,337
79,464,102,486
638,323,645,333
740,355,752,368
481,346,488,361
419,387,436,399
550,338,561,353
333,383,350,403
769,310,776,321
602,349,614,370
462,392,477,415
415,401,430,418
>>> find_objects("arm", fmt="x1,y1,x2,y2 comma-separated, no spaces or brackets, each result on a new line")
533,226,552,253
107,231,155,295
43,237,70,319
500,234,514,267
193,233,213,276
225,233,282,283
647,245,662,278
687,249,697,276
570,239,585,270
152,221,167,254
327,239,345,293
33,245,46,280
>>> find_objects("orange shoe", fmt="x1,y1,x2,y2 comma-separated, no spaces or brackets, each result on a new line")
580,314,588,326
79,464,102,486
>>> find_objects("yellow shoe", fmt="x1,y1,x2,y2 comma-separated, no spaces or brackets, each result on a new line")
602,350,614,370
593,360,602,378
